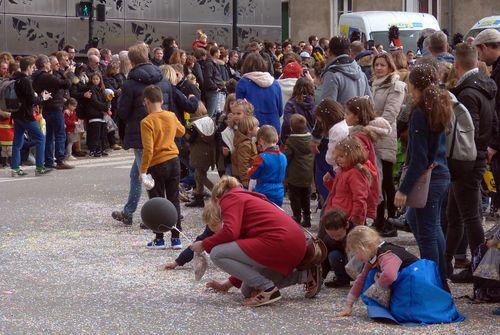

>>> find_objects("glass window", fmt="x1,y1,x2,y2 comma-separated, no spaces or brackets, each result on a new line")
370,30,421,52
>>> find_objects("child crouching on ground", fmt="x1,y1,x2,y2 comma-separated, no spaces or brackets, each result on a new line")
185,102,216,208
337,226,464,325
248,125,287,207
140,85,185,250
284,114,314,226
232,115,259,188
318,209,355,288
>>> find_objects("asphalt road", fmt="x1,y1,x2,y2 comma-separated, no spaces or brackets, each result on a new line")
0,151,498,334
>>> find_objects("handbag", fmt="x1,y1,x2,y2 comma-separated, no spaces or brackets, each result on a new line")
400,162,437,208
297,228,328,270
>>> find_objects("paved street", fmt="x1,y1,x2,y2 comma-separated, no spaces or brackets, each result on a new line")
0,151,497,334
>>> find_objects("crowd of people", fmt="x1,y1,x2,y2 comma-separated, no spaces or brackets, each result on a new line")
1,26,499,321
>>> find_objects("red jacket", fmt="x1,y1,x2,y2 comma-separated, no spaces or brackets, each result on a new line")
324,165,372,224
352,131,380,219
202,188,306,276
64,109,78,134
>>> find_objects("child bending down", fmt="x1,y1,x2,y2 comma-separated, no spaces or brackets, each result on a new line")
248,125,287,206
323,136,378,225
337,226,464,325
140,85,185,250
231,115,259,188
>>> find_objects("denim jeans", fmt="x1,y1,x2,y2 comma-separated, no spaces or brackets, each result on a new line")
11,119,45,169
406,176,450,282
123,149,142,217
205,90,219,118
446,160,486,274
328,250,349,282
43,110,66,166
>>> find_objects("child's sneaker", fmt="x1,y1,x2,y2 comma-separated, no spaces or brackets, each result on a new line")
89,151,101,158
146,238,166,250
171,238,183,250
35,167,53,176
11,168,28,177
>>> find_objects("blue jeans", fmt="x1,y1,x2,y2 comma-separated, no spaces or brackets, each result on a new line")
205,90,219,118
44,110,66,166
328,250,349,282
11,119,45,169
407,177,450,282
123,149,142,217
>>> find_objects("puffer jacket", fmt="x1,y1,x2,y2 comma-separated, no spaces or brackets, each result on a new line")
320,55,372,104
187,115,216,170
284,133,314,187
371,73,406,163
117,63,172,149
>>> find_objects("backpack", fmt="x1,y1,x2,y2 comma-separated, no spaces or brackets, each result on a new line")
0,79,20,112
446,92,477,180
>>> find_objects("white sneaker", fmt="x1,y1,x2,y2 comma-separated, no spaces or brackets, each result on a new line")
66,155,77,161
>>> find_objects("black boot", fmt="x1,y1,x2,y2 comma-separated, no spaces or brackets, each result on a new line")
380,220,398,238
388,216,412,232
373,202,386,232
186,194,205,208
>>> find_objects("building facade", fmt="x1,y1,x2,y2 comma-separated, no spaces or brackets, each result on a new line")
284,0,500,42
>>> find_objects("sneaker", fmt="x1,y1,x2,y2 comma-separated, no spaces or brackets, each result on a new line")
171,238,183,250
111,144,122,150
324,277,351,288
55,162,74,170
35,167,53,176
111,211,133,226
89,151,102,158
11,168,28,177
304,264,322,298
66,155,77,161
243,287,282,307
146,238,166,250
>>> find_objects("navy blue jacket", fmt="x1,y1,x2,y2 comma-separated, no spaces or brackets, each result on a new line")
117,63,172,149
175,226,214,266
399,107,450,195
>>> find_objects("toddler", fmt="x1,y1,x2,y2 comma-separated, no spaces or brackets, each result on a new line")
284,114,314,226
63,98,79,160
248,125,287,207
232,115,259,188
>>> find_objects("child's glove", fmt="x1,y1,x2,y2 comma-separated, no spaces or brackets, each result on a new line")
141,173,155,190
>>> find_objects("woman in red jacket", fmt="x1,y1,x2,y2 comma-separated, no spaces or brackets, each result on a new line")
191,176,321,307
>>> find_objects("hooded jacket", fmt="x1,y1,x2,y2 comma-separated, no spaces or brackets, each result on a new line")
203,58,224,91
117,63,172,149
355,50,373,82
32,69,71,111
320,55,372,104
284,133,314,187
236,71,283,134
187,115,216,169
231,130,258,186
451,70,497,159
277,77,298,106
281,95,315,143
11,72,41,122
372,73,406,163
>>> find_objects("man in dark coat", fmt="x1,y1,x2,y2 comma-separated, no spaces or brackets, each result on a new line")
446,42,497,283
111,43,173,226
32,54,73,169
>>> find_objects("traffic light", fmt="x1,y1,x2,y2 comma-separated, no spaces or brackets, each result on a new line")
96,4,106,22
76,1,93,18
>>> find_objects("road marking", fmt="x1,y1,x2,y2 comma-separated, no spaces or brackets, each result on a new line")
0,177,37,183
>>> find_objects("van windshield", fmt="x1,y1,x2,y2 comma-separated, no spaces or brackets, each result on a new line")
370,30,420,52
466,27,500,39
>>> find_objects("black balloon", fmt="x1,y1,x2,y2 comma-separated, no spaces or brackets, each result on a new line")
141,197,178,233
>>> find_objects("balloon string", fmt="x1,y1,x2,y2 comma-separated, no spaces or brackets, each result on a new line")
171,227,209,257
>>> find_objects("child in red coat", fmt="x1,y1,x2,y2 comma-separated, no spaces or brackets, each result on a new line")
323,136,374,225
63,98,79,160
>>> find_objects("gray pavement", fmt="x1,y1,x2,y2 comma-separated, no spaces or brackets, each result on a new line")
0,151,497,334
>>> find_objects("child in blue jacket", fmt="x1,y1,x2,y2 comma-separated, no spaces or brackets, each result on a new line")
248,125,287,206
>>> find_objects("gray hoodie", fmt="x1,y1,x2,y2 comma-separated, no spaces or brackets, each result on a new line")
320,55,372,104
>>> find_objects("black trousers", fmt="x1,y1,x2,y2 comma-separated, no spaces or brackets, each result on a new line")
86,121,106,153
288,184,311,221
446,159,486,272
147,157,181,239
375,160,396,229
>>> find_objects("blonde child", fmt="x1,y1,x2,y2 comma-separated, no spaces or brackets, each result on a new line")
248,125,287,206
185,102,216,208
232,115,259,188
323,136,375,226
337,226,464,325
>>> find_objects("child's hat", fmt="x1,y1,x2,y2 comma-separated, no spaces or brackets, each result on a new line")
281,61,303,79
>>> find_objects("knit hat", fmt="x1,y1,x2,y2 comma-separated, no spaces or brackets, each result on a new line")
472,28,500,46
281,61,303,79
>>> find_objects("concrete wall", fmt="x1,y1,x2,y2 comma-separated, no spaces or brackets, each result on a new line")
353,0,402,12
289,0,331,42
448,0,500,35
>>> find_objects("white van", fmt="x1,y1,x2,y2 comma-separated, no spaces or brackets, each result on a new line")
339,11,440,52
465,16,500,39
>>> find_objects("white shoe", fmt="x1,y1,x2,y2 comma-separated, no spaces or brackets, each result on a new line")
66,155,77,161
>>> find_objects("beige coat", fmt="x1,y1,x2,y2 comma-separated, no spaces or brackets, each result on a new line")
371,73,406,163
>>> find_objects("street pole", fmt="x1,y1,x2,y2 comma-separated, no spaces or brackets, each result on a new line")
232,0,238,49
88,0,94,50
